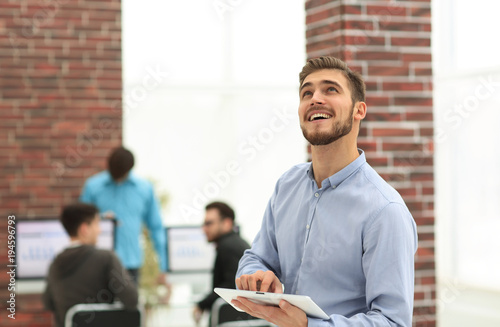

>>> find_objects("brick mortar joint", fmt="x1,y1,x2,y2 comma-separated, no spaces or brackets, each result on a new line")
306,14,431,30
305,1,342,16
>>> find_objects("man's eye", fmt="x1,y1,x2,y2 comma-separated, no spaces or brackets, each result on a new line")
302,91,312,98
327,87,337,92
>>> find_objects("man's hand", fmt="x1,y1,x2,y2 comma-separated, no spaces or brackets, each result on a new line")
156,272,169,285
156,273,172,304
232,297,307,327
101,210,115,219
192,306,203,325
236,270,282,293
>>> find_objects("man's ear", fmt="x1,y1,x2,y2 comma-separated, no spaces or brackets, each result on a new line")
354,101,367,121
77,222,88,238
222,218,233,232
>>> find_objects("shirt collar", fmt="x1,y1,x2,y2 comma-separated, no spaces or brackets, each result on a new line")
307,149,366,189
103,171,137,185
67,240,83,248
215,230,236,245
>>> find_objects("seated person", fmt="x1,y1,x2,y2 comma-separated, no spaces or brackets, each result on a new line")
43,203,138,327
193,202,251,325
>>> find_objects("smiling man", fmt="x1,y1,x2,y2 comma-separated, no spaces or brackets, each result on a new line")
233,57,418,327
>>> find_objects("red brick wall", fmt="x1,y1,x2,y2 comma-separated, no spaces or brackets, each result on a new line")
305,0,435,325
0,1,122,326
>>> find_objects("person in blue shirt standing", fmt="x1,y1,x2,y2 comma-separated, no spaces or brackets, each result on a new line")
80,146,169,287
233,57,418,327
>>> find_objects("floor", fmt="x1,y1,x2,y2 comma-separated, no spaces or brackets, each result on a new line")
144,277,210,327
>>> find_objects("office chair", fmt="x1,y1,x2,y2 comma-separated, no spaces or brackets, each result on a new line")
64,302,142,327
210,297,272,327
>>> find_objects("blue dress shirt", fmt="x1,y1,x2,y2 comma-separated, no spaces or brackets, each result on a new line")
237,150,417,326
80,171,167,272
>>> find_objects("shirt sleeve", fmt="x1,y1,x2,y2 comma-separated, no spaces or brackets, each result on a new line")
79,179,93,204
42,278,55,311
307,202,418,327
107,252,139,309
236,182,282,282
143,184,168,272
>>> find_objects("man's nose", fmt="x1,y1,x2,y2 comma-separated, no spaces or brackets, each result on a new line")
310,90,325,105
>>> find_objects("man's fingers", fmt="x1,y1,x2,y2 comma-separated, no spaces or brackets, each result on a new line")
258,272,272,292
248,274,260,291
236,271,281,293
279,299,295,313
233,297,271,320
279,300,308,326
235,277,243,290
236,297,291,323
232,298,261,319
236,275,251,290
260,270,281,293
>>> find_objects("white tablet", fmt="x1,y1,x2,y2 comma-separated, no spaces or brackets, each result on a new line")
214,287,330,320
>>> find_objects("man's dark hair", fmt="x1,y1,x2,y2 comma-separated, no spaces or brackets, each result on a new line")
108,147,135,181
205,201,235,222
60,203,99,237
299,56,366,105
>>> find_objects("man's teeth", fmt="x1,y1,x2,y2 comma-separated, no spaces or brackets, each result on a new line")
309,113,332,121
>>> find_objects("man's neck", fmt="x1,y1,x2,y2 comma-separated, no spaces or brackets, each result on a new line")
69,237,92,246
310,137,359,188
215,230,234,244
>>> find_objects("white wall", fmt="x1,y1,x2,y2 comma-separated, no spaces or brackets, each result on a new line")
433,0,500,324
122,0,306,244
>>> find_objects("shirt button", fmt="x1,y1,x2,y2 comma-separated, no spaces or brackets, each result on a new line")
314,192,319,197
306,224,310,229
332,185,337,189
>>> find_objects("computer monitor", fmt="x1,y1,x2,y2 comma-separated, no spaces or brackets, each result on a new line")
166,226,216,273
15,218,115,279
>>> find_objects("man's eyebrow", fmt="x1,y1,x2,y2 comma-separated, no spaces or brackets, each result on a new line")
299,80,344,93
299,81,312,93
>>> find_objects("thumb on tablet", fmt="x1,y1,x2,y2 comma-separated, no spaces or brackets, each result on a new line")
279,299,290,310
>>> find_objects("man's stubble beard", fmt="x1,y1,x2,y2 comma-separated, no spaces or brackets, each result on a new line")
301,105,355,146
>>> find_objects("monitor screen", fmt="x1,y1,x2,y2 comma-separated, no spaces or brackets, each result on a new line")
166,226,216,273
15,218,115,279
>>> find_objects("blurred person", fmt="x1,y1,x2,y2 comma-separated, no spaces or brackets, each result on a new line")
193,201,250,326
233,57,418,327
43,203,138,327
79,146,169,288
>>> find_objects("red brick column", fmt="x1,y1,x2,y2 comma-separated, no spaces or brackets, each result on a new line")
305,1,435,325
0,1,122,325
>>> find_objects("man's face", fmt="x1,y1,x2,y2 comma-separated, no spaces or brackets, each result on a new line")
298,69,356,145
202,208,226,243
